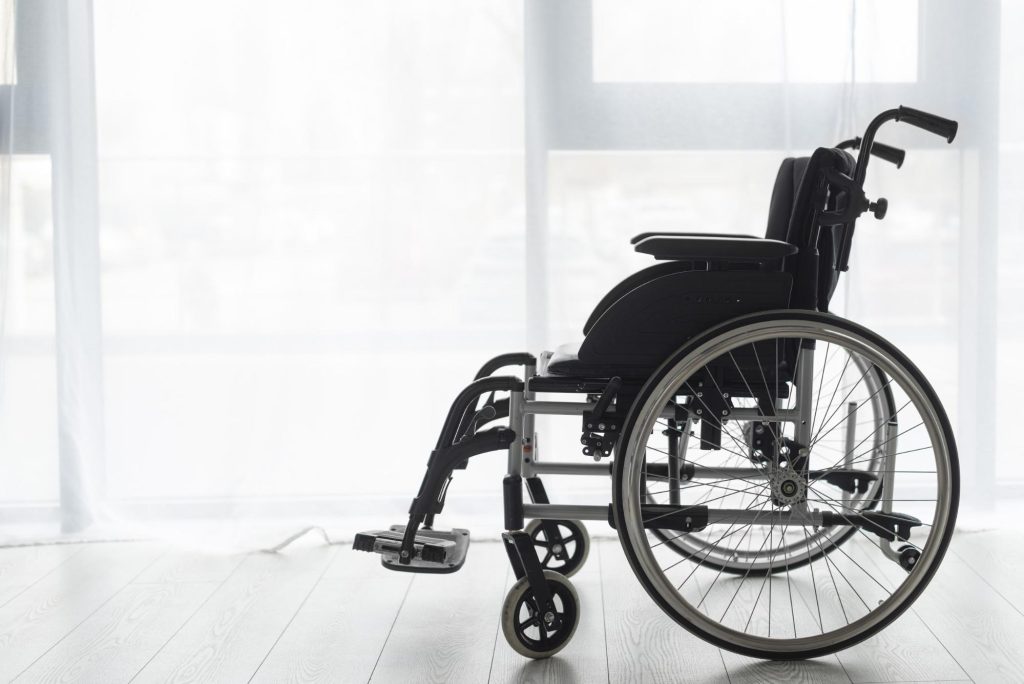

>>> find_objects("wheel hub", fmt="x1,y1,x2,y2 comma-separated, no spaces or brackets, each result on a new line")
769,465,807,506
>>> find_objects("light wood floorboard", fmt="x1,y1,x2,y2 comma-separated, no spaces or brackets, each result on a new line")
131,545,337,683
868,539,1024,684
0,530,1020,683
13,545,247,684
806,538,969,683
0,545,84,600
369,539,509,684
597,539,731,684
0,543,166,682
949,530,1024,614
15,582,220,684
250,547,413,684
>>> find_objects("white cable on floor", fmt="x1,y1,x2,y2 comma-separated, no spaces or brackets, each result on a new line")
260,525,349,553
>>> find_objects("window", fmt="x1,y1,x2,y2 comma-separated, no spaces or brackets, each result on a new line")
593,0,918,84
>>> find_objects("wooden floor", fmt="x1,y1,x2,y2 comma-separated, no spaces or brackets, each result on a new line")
0,530,1022,683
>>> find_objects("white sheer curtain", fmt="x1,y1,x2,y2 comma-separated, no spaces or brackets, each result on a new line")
1,0,526,545
0,0,1019,547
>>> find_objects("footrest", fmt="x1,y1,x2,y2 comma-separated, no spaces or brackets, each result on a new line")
820,510,922,542
812,468,879,494
353,525,470,574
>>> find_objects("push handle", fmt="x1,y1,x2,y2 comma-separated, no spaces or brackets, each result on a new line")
866,140,906,168
896,106,958,143
837,137,906,168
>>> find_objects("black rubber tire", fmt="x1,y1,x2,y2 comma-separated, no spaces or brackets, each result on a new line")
525,519,590,578
500,569,580,659
612,310,960,661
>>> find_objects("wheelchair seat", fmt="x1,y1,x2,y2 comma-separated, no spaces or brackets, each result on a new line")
546,149,852,379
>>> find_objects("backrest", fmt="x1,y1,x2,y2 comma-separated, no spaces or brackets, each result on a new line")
764,157,808,243
764,148,856,311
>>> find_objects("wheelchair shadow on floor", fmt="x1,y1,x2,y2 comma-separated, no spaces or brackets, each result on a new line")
724,657,848,683
504,655,847,683
504,658,585,684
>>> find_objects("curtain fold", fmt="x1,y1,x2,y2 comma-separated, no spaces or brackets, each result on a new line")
0,1,11,452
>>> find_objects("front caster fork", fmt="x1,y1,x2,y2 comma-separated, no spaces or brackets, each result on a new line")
502,531,560,629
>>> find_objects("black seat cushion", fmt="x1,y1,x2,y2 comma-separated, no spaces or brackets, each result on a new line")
547,342,652,379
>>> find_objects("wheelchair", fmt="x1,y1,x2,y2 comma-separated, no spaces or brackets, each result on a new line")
354,107,960,661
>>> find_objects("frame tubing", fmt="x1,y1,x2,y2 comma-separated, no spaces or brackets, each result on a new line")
523,400,798,423
529,461,610,476
843,401,857,506
507,390,525,477
523,400,596,416
523,362,537,464
523,503,825,528
523,504,608,521
795,347,815,447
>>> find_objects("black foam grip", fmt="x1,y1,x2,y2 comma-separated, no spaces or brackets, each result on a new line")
869,141,906,168
896,106,958,143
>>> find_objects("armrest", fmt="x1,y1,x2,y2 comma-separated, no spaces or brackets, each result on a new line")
630,231,759,245
634,235,798,262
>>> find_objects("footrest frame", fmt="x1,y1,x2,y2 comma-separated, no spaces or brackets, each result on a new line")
354,525,470,574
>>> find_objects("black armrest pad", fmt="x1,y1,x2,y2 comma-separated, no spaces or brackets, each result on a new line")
630,231,759,245
634,236,798,261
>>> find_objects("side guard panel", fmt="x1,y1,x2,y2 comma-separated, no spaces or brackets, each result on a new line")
579,270,793,369
583,261,696,336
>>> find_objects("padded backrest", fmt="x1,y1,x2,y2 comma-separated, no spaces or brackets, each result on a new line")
764,148,856,310
764,157,808,243
786,148,855,247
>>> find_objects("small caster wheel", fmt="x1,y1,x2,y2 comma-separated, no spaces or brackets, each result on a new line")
501,569,580,659
898,544,921,572
524,519,590,578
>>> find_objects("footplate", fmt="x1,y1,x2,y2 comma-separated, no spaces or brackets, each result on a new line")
353,525,470,574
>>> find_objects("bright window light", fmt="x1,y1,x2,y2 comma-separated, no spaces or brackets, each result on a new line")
593,0,918,83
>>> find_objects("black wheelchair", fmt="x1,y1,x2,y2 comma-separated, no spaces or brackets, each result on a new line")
355,107,960,660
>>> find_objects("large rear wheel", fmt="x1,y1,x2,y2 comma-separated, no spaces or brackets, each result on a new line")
613,311,958,660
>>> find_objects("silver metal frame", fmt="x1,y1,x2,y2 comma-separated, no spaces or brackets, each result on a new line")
509,345,844,529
